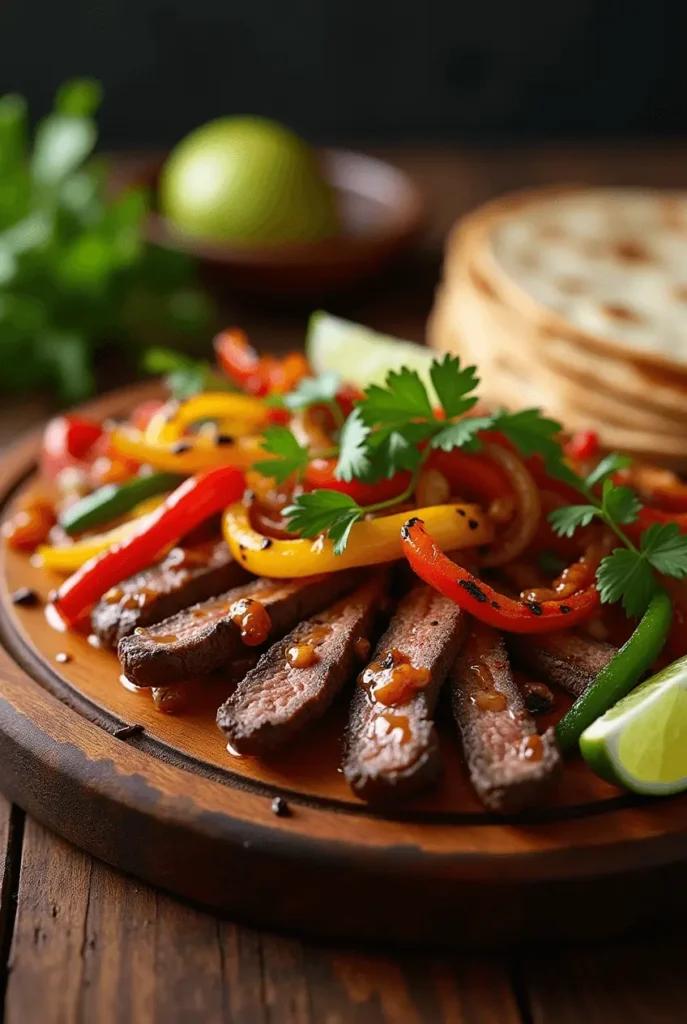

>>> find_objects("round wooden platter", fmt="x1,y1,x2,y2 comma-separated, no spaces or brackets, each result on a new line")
2,385,687,947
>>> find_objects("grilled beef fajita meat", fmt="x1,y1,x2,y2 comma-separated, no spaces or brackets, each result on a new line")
506,631,617,698
451,620,562,814
118,569,361,688
217,575,388,754
91,540,250,649
343,583,466,803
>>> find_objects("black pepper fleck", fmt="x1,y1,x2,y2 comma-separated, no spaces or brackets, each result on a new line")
560,605,572,614
491,600,500,609
525,691,554,715
525,601,543,616
430,620,439,626
11,587,39,607
271,797,291,817
260,537,273,550
114,723,145,740
400,516,421,540
456,508,467,517
215,433,234,446
468,519,479,530
458,578,488,603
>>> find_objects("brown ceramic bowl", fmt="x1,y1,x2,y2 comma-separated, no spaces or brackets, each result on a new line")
111,150,426,298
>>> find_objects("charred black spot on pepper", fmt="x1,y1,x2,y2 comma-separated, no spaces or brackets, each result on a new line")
400,516,421,539
468,519,479,530
215,433,234,446
271,796,291,817
560,605,572,614
526,601,543,616
458,578,488,603
171,441,192,455
260,537,273,550
491,600,500,609
11,587,38,607
456,508,467,517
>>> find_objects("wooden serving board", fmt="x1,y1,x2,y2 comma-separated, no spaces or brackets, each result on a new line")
2,385,687,947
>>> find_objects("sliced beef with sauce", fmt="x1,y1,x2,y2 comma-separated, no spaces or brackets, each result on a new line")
118,569,361,688
451,620,562,814
92,540,250,649
506,631,616,698
217,575,389,754
343,583,466,803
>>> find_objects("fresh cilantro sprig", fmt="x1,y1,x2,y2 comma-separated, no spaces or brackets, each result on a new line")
252,426,313,485
548,453,687,617
269,370,344,429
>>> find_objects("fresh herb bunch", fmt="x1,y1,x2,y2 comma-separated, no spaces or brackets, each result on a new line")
0,80,212,403
253,356,687,610
549,455,687,617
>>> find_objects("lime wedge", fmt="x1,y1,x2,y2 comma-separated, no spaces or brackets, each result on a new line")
306,312,436,395
580,655,687,795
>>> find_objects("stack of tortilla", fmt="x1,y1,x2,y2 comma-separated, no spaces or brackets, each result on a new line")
429,186,687,468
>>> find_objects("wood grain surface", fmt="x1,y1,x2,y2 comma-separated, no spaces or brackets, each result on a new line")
2,145,687,1020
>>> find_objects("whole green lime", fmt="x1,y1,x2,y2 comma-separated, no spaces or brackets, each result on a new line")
159,116,338,244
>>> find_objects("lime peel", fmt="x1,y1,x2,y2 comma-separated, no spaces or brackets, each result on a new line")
580,654,687,795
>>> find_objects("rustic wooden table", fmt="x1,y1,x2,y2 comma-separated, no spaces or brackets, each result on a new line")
2,146,687,1023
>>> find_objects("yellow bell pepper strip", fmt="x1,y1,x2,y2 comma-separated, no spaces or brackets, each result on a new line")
222,501,494,578
145,392,269,446
111,425,264,474
36,495,167,572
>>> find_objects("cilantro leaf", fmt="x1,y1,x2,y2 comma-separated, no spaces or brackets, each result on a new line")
335,409,371,482
640,522,687,578
359,366,433,426
585,453,632,489
596,549,657,618
364,422,431,479
429,414,495,453
548,504,598,539
492,407,578,486
283,371,340,412
282,490,364,555
252,426,310,484
429,353,480,419
601,479,641,526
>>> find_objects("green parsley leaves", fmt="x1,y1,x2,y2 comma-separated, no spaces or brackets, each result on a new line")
283,490,364,555
548,450,687,616
252,427,310,485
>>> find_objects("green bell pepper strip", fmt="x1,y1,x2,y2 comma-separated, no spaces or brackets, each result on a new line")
556,588,673,753
59,472,183,536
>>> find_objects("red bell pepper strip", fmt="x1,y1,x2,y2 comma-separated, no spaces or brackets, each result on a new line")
564,430,599,462
303,458,411,505
52,465,246,625
426,448,512,503
41,415,105,481
400,516,599,634
214,328,310,396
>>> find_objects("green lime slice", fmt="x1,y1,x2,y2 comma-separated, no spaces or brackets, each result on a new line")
580,655,687,795
306,312,436,396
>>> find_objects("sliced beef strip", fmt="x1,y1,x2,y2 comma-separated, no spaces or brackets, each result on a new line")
217,575,389,754
118,569,361,688
343,583,466,804
451,620,562,814
506,631,617,698
91,540,250,649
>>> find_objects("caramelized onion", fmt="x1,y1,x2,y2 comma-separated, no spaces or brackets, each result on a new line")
480,443,541,567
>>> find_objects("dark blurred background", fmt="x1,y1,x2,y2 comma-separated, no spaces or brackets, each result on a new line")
2,0,685,147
